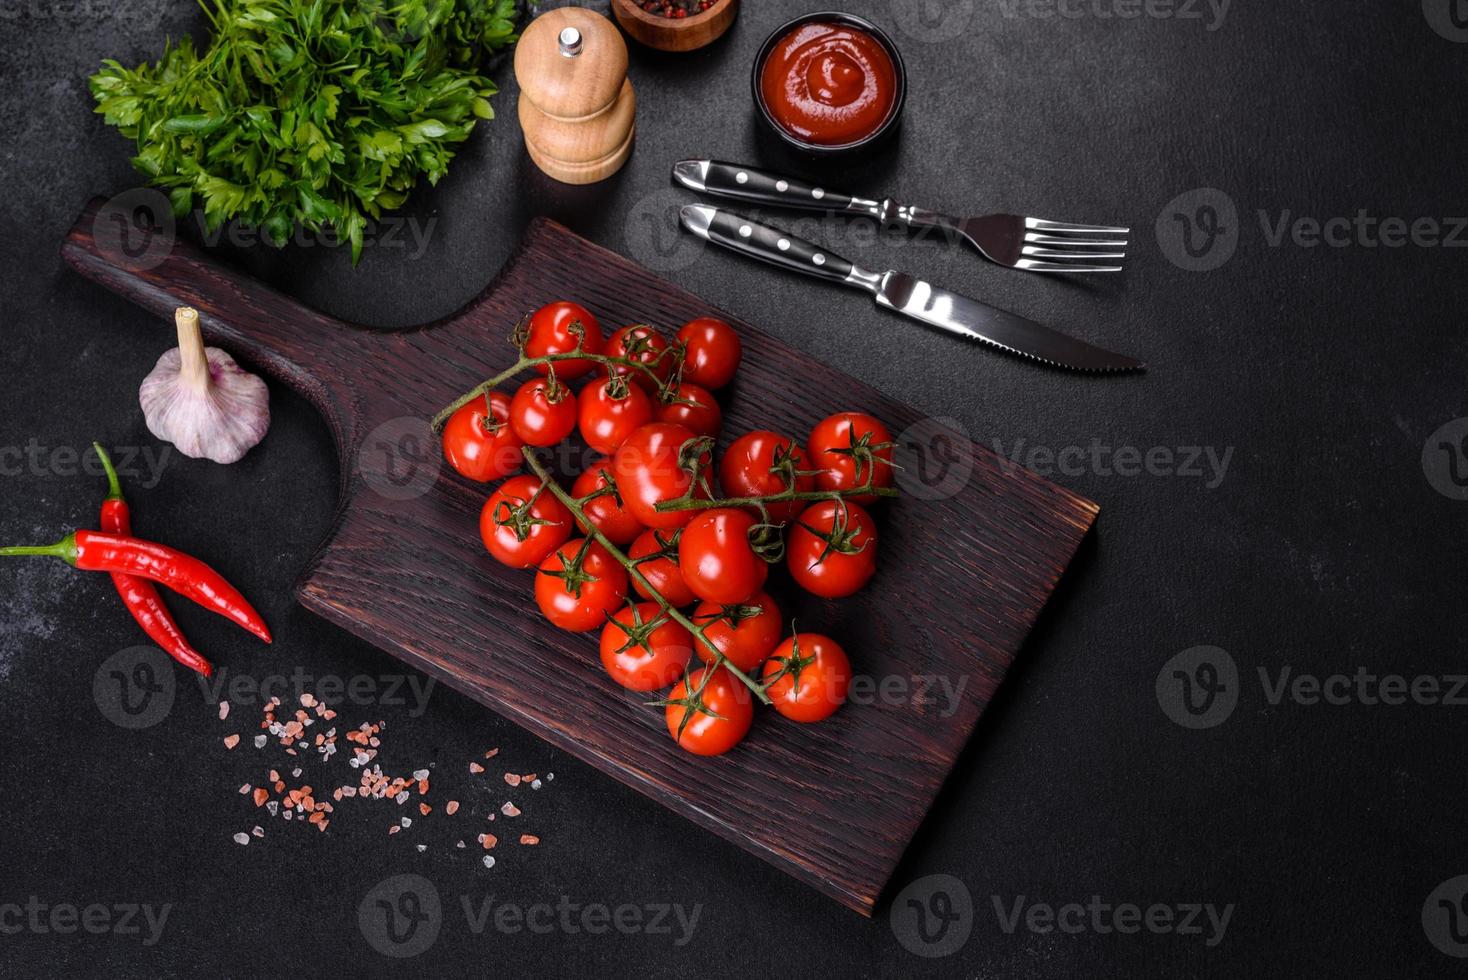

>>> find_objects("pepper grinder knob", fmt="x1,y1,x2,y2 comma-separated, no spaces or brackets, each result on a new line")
559,26,583,58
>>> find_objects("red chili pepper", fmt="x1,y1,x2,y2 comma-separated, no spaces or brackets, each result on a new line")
2,530,272,645
92,444,213,677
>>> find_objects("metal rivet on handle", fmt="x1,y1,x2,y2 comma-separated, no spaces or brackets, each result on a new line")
739,225,752,238
736,171,749,184
812,188,825,200
776,180,789,192
777,238,790,251
812,253,826,265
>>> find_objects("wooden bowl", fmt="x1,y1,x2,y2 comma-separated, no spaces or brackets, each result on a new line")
611,0,738,52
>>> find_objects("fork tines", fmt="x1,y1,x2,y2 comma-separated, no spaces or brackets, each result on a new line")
1017,218,1129,273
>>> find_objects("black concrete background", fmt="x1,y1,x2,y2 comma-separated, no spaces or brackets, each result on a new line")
2,0,1466,976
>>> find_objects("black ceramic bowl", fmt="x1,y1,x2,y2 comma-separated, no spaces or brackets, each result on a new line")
751,11,907,156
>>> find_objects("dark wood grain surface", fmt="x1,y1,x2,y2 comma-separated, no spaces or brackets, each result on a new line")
62,199,1097,915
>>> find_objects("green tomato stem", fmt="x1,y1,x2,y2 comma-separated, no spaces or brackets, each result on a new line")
432,349,669,433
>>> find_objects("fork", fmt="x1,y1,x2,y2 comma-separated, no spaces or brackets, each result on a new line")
672,159,1129,273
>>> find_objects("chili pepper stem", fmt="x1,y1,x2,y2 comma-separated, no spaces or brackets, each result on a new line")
93,442,124,501
0,534,77,563
522,450,772,706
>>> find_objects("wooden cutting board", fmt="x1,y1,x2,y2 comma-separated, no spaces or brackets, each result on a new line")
62,202,1097,915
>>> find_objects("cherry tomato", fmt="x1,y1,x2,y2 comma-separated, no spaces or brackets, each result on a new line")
603,324,674,393
578,378,654,456
761,633,851,723
509,377,577,447
655,383,722,438
525,301,604,379
807,412,896,504
665,666,754,756
534,538,628,632
611,423,712,530
787,500,878,598
719,430,816,523
600,602,693,691
442,392,523,482
676,317,742,390
628,528,697,607
692,590,782,673
479,475,573,569
571,458,644,545
678,508,767,605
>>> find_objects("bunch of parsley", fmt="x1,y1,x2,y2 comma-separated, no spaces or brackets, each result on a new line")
90,0,518,263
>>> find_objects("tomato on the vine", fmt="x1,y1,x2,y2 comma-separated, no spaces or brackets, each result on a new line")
509,377,577,447
603,324,674,393
807,412,896,503
655,382,721,438
692,590,782,673
579,378,653,456
676,317,741,390
599,602,693,691
628,528,696,607
571,458,644,545
611,422,712,530
719,430,816,523
665,666,753,756
787,499,878,598
534,538,628,632
525,301,604,379
761,633,851,723
480,475,573,569
678,508,768,605
442,392,523,482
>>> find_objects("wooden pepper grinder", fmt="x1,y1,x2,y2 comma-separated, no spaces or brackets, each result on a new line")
515,7,636,185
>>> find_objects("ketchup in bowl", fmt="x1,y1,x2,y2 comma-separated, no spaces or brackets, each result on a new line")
758,20,899,148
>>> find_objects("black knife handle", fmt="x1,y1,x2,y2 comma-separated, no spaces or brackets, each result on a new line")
681,206,857,287
692,161,859,214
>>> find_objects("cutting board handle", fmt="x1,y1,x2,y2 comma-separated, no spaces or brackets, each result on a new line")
61,196,386,454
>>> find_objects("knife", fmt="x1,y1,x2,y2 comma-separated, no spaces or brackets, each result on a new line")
677,205,1144,373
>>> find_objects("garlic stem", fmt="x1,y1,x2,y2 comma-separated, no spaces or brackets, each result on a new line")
176,307,211,392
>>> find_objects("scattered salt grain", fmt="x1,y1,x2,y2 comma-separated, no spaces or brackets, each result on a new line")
223,735,240,750
252,826,264,838
400,817,412,829
233,832,249,845
504,773,521,787
501,802,520,817
238,783,251,795
469,763,484,774
520,835,539,846
482,855,496,869
254,735,267,749
416,844,426,852
218,702,230,720
412,768,430,781
446,801,459,815
530,779,542,790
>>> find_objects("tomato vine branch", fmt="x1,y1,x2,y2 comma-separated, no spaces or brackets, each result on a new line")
521,449,773,705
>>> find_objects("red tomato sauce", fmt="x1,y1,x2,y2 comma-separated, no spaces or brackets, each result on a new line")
759,21,897,147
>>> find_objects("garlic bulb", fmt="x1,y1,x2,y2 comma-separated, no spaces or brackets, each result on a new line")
139,307,270,464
